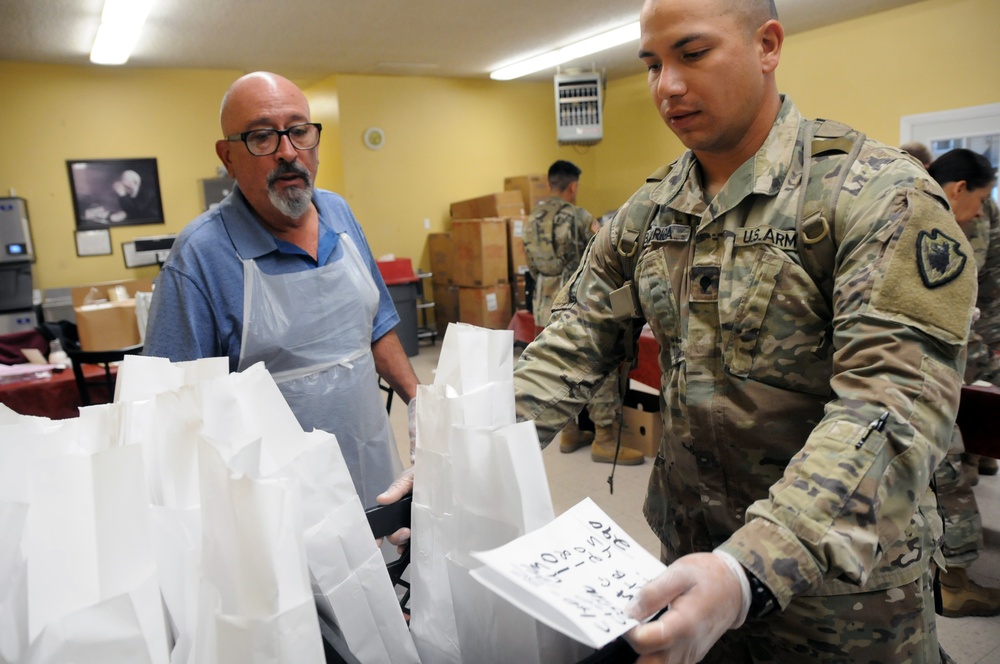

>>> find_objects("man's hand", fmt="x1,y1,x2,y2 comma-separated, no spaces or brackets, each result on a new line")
112,181,127,197
625,552,744,664
376,467,414,552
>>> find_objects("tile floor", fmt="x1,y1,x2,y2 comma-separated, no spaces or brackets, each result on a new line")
391,339,1000,663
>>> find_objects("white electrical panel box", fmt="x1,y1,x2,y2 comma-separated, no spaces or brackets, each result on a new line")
554,73,604,145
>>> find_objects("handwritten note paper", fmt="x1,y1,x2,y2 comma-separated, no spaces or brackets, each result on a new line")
470,497,667,649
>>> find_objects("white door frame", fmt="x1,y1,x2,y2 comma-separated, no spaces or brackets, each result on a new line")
900,102,1000,147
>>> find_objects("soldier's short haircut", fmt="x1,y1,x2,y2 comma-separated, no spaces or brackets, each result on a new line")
548,160,583,192
725,0,778,35
928,148,997,191
900,142,933,168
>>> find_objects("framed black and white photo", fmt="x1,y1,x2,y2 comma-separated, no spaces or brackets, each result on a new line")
67,157,165,230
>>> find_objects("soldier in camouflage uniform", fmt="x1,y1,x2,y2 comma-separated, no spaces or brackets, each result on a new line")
926,149,1000,618
523,161,642,465
512,0,977,661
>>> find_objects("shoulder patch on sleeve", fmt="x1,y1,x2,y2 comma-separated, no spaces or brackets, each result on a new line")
916,229,967,288
872,189,977,346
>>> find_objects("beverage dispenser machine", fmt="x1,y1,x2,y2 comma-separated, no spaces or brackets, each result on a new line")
0,197,36,334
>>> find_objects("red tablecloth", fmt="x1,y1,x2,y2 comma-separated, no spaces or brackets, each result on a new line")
508,310,661,390
0,364,112,420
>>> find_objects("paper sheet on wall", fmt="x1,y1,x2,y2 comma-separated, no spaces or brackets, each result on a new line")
471,497,667,650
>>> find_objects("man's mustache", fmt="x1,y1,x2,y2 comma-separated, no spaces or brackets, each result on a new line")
266,162,312,189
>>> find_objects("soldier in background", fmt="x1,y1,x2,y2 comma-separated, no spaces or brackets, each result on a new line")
523,160,642,465
927,148,1000,618
902,141,934,169
513,0,976,661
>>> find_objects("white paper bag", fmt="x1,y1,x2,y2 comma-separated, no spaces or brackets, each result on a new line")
409,324,517,663
230,432,419,664
24,443,169,663
446,423,587,664
0,501,28,664
409,323,584,663
189,442,324,664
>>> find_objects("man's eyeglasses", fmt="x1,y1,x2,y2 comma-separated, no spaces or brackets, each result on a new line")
225,122,323,156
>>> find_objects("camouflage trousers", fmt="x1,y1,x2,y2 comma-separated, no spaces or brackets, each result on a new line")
587,376,621,427
702,569,943,663
934,430,983,568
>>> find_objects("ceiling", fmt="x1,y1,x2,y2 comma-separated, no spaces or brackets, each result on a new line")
0,0,922,84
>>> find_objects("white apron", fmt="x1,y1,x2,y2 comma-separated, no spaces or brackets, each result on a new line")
237,233,402,507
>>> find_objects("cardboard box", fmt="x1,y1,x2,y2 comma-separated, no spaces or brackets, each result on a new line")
513,274,527,310
620,389,662,458
504,174,550,211
450,191,525,220
71,278,154,351
506,216,530,278
458,283,512,330
451,219,509,287
432,283,460,336
427,233,452,285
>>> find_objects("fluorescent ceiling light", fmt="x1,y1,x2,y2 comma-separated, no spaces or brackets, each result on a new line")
90,0,153,65
490,21,640,81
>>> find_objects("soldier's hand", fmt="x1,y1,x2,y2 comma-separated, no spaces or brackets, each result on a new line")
625,552,744,664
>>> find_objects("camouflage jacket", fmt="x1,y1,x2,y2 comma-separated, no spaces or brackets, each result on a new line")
513,97,977,608
963,197,1000,384
524,197,595,324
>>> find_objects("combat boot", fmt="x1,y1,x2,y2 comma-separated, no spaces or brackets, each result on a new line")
939,567,1000,618
591,422,644,465
980,456,998,476
961,453,981,487
559,420,594,453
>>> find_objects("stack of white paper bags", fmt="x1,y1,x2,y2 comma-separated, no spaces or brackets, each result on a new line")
408,323,587,663
0,355,417,664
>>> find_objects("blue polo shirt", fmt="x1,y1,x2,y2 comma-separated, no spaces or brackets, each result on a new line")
143,186,400,372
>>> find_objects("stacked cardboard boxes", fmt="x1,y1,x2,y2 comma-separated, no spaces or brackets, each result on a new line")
506,216,529,279
504,174,549,212
451,219,508,287
449,191,525,220
457,283,511,329
506,216,529,311
435,186,548,330
449,218,510,330
426,233,457,336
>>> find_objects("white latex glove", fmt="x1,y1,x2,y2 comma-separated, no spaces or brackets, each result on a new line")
407,397,417,463
376,466,414,553
625,552,747,664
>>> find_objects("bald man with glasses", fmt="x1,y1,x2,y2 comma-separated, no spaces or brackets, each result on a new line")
144,71,418,510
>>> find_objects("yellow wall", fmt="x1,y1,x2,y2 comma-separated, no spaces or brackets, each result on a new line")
323,74,595,268
777,0,1000,144
0,63,241,290
2,0,997,292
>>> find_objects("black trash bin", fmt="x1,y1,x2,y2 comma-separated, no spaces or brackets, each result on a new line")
376,258,420,357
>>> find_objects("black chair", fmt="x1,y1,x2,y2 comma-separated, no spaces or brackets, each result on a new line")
65,344,143,406
378,377,394,414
